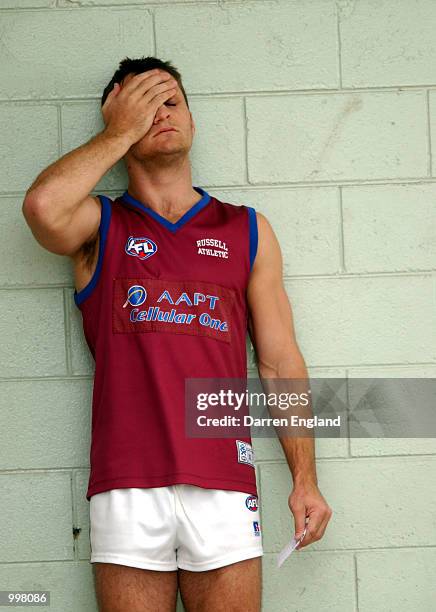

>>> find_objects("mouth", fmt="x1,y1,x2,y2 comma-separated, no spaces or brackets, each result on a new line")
155,128,177,136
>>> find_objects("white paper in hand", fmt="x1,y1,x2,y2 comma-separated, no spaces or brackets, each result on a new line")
276,523,308,568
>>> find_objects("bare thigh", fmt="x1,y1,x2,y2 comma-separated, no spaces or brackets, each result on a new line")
178,556,262,612
92,563,178,612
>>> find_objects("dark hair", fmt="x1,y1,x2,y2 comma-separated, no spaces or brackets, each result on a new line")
101,56,190,109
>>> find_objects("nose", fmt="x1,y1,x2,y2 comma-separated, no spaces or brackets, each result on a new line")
153,101,172,122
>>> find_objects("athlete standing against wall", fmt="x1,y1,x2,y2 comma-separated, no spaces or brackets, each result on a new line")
22,56,332,612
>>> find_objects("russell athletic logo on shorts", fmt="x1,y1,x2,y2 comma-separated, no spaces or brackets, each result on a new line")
245,495,259,512
125,236,158,260
253,521,261,536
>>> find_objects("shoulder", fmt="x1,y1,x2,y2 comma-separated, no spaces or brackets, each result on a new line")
252,210,277,249
250,210,282,274
254,210,269,229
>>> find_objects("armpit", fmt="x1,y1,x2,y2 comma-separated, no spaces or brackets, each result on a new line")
80,231,99,271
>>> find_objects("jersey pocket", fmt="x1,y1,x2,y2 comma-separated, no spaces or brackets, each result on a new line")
112,277,236,344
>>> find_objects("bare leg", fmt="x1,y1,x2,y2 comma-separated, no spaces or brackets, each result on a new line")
178,557,262,612
92,563,178,612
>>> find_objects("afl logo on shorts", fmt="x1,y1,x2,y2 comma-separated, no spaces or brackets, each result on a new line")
125,236,158,260
245,495,258,512
123,285,147,308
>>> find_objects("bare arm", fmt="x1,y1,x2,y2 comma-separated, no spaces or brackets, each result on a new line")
247,211,332,548
22,69,179,257
22,130,131,256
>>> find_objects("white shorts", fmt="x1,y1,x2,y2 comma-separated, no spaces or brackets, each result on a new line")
89,484,263,572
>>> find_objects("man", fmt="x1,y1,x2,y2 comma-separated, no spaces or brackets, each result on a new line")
22,56,332,611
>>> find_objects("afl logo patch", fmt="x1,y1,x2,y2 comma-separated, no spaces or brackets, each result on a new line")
125,236,157,260
123,285,147,308
245,495,258,512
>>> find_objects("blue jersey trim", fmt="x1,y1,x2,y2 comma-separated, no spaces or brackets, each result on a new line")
121,186,211,233
73,195,112,308
248,206,258,271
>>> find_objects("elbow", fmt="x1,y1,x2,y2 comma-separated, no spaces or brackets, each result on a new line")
22,192,57,229
22,193,42,225
257,349,308,380
22,187,45,216
257,359,279,379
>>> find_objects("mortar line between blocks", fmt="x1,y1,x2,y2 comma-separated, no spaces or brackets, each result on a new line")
70,470,78,561
426,89,433,177
63,288,73,376
243,96,249,184
345,369,352,458
57,104,63,158
150,7,157,55
338,185,346,273
335,0,343,89
353,552,360,612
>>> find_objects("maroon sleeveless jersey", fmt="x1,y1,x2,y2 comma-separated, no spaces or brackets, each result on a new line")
74,186,258,501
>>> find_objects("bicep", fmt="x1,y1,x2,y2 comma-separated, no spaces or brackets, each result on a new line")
247,212,300,372
22,194,102,257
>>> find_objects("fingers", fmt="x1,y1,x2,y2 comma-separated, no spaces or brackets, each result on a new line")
103,71,176,123
116,72,177,114
296,516,319,550
297,506,332,550
118,70,159,94
135,75,177,103
125,70,174,97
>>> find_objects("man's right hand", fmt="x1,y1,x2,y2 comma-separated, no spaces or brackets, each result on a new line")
102,70,178,145
22,70,177,260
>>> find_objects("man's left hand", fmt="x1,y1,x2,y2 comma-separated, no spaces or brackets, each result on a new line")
288,481,332,550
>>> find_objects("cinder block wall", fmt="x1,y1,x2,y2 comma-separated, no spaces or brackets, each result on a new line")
1,1,435,610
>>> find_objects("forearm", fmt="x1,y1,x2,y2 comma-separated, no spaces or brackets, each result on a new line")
24,128,131,225
258,351,318,486
276,434,317,487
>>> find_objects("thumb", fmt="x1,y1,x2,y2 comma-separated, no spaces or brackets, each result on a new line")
105,82,119,103
293,508,307,540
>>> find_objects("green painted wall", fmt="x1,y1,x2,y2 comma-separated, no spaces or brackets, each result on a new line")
1,1,435,610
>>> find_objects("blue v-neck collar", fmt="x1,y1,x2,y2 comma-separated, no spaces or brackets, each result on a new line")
121,186,211,233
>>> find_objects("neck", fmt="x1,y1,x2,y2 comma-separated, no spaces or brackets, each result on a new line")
125,154,200,216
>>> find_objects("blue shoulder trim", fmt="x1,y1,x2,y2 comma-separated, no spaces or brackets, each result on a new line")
73,195,112,308
247,206,258,271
